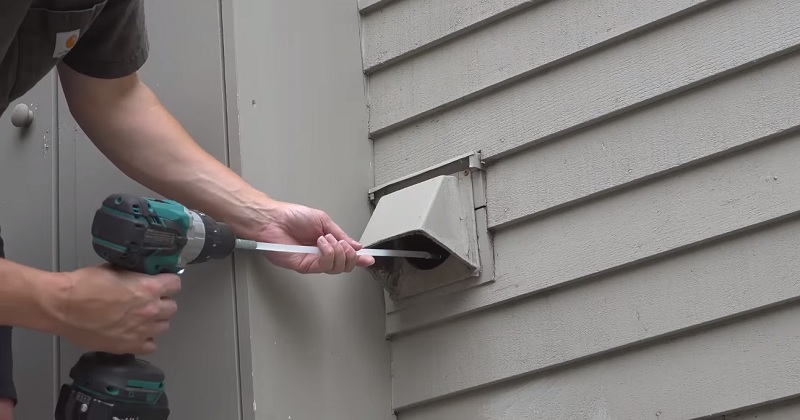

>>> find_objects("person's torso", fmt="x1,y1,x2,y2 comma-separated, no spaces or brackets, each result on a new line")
0,0,107,116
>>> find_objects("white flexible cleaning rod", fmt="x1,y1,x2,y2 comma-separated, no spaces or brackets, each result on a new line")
234,239,439,259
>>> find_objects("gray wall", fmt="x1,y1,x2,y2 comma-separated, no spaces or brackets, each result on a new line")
227,0,393,418
1,65,59,420
358,0,800,418
3,0,393,419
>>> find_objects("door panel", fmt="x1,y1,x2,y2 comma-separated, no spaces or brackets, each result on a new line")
0,74,58,419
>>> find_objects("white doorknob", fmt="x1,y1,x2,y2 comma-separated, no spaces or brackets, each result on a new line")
11,103,33,128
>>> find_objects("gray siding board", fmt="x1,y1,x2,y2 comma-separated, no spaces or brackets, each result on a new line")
493,131,800,306
359,0,396,14
391,215,800,408
487,49,800,228
398,302,800,419
361,0,542,72
707,397,800,420
372,0,800,185
367,0,713,134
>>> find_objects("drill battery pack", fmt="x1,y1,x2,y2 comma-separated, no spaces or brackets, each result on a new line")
55,352,170,420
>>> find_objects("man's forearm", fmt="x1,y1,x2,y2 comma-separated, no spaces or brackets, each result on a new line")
0,259,64,333
57,64,274,233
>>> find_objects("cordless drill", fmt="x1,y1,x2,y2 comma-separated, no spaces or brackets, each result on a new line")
54,193,239,420
53,193,435,419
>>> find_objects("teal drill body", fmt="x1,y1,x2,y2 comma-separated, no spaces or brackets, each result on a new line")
56,193,238,420
90,193,236,275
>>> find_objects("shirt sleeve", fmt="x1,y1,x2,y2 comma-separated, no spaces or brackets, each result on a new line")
62,0,149,79
0,327,15,406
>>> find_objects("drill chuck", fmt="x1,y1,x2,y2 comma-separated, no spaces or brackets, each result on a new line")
189,211,238,263
91,193,236,275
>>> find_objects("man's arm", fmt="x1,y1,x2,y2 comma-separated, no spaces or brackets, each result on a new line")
57,65,269,233
57,65,373,273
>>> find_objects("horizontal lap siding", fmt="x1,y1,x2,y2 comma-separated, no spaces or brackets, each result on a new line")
360,0,543,72
359,0,395,14
709,398,800,419
366,0,713,134
398,303,800,419
392,135,800,408
493,131,800,301
371,0,800,185
487,50,800,228
359,0,800,416
385,109,800,335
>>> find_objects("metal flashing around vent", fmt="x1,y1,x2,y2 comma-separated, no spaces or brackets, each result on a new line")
368,151,483,205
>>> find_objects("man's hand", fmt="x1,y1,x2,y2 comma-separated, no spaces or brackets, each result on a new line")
236,200,374,274
50,265,181,354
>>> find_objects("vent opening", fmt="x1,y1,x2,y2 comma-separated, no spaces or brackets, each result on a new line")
372,233,449,271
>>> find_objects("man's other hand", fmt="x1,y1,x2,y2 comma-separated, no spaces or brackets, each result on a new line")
49,265,181,354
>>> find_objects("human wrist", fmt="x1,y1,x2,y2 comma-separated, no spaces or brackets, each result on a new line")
21,271,72,336
221,188,283,236
0,260,69,334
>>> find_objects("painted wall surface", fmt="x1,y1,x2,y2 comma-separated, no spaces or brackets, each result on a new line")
1,68,59,420
226,0,394,419
359,0,800,418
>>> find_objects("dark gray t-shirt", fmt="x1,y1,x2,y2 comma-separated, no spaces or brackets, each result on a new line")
0,0,149,114
0,0,149,404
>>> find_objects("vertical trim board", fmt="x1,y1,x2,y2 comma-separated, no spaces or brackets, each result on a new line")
217,0,254,419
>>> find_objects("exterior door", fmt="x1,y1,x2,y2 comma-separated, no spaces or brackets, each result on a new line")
0,73,59,418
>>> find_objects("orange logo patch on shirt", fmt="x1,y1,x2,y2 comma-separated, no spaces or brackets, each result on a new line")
65,34,78,49
54,29,81,59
